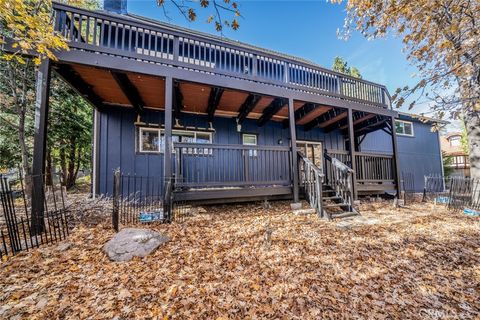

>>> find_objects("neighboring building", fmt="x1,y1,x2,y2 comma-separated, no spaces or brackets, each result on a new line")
26,0,445,218
440,132,470,177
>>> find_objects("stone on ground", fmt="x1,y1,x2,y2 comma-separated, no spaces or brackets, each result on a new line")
103,228,169,262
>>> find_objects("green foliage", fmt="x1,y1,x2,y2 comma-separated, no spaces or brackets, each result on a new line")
442,154,454,177
332,56,362,78
460,119,469,155
48,75,92,188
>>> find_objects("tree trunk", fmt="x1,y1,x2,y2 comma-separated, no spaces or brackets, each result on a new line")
464,110,480,180
66,136,77,189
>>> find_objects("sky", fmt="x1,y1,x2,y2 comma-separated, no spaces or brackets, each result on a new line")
125,0,456,128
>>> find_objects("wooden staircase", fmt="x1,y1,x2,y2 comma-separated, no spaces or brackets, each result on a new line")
321,184,358,219
298,151,359,220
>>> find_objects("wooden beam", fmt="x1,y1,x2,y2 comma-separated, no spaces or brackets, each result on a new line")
355,119,389,136
237,93,261,124
31,59,51,235
347,108,358,200
207,87,224,122
57,50,399,117
173,81,184,120
390,116,402,198
258,97,286,127
318,111,347,129
296,104,332,125
339,112,376,130
288,97,299,203
54,64,106,109
110,71,144,113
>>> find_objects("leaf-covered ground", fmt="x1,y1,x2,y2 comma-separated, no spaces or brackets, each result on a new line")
1,201,479,319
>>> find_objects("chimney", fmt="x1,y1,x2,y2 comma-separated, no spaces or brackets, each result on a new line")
104,0,127,14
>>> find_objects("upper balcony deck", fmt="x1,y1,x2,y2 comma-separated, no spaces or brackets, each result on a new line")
52,2,392,113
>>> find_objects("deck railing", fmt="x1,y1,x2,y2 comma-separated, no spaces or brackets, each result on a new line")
298,153,324,217
173,143,292,189
355,152,395,184
324,153,354,213
52,2,391,109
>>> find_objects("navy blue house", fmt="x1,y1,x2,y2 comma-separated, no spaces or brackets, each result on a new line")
29,1,444,217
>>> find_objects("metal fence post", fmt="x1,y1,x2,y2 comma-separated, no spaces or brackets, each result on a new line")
112,170,120,232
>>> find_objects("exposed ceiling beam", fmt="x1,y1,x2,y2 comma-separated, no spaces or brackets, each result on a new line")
54,64,106,110
237,94,261,124
258,98,287,127
355,119,389,136
173,81,184,119
207,87,224,122
296,104,332,125
338,112,376,130
318,111,348,129
110,71,145,113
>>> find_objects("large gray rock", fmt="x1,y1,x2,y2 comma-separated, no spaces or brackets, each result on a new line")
104,228,168,262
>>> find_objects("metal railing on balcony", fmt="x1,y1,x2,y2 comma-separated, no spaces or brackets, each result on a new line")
52,2,391,109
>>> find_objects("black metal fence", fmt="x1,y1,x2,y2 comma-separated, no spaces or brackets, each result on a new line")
0,172,71,259
112,171,189,231
423,175,480,215
402,172,415,204
423,174,453,203
448,178,480,214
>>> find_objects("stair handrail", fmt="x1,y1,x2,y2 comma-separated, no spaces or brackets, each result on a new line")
297,152,325,218
324,152,354,213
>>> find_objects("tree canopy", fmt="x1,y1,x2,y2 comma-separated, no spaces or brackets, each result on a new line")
332,56,362,78
331,0,479,179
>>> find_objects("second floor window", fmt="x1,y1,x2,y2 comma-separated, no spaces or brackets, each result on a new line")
449,136,461,147
395,120,414,137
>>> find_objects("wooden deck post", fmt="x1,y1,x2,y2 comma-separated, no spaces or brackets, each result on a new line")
164,76,173,180
288,97,299,203
347,108,358,200
390,116,402,198
31,59,51,235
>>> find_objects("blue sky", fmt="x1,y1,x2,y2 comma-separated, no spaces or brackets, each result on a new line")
126,0,431,115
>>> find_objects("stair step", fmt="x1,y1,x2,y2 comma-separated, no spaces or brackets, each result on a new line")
322,196,341,201
322,190,336,194
293,208,317,215
324,203,349,208
331,212,359,219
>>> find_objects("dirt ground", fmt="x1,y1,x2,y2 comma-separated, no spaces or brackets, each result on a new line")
0,200,479,319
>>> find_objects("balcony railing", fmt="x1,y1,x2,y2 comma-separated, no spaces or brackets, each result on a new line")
173,143,292,189
52,2,391,109
325,149,395,184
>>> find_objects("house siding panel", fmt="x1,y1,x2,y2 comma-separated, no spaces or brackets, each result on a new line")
360,120,442,192
98,108,346,195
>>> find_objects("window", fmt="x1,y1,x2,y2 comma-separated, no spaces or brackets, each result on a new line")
449,135,461,147
242,133,257,157
138,127,212,154
139,128,161,153
395,120,414,136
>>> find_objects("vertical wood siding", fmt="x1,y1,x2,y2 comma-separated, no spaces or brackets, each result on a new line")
360,120,443,192
98,107,346,195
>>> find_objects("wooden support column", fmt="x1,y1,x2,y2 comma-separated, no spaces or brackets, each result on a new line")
288,97,299,203
164,76,173,180
390,116,402,198
31,59,51,234
347,108,358,200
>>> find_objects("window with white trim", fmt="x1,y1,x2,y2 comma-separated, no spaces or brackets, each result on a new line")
395,120,414,136
449,135,461,147
138,127,212,154
242,133,258,157
139,128,161,153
